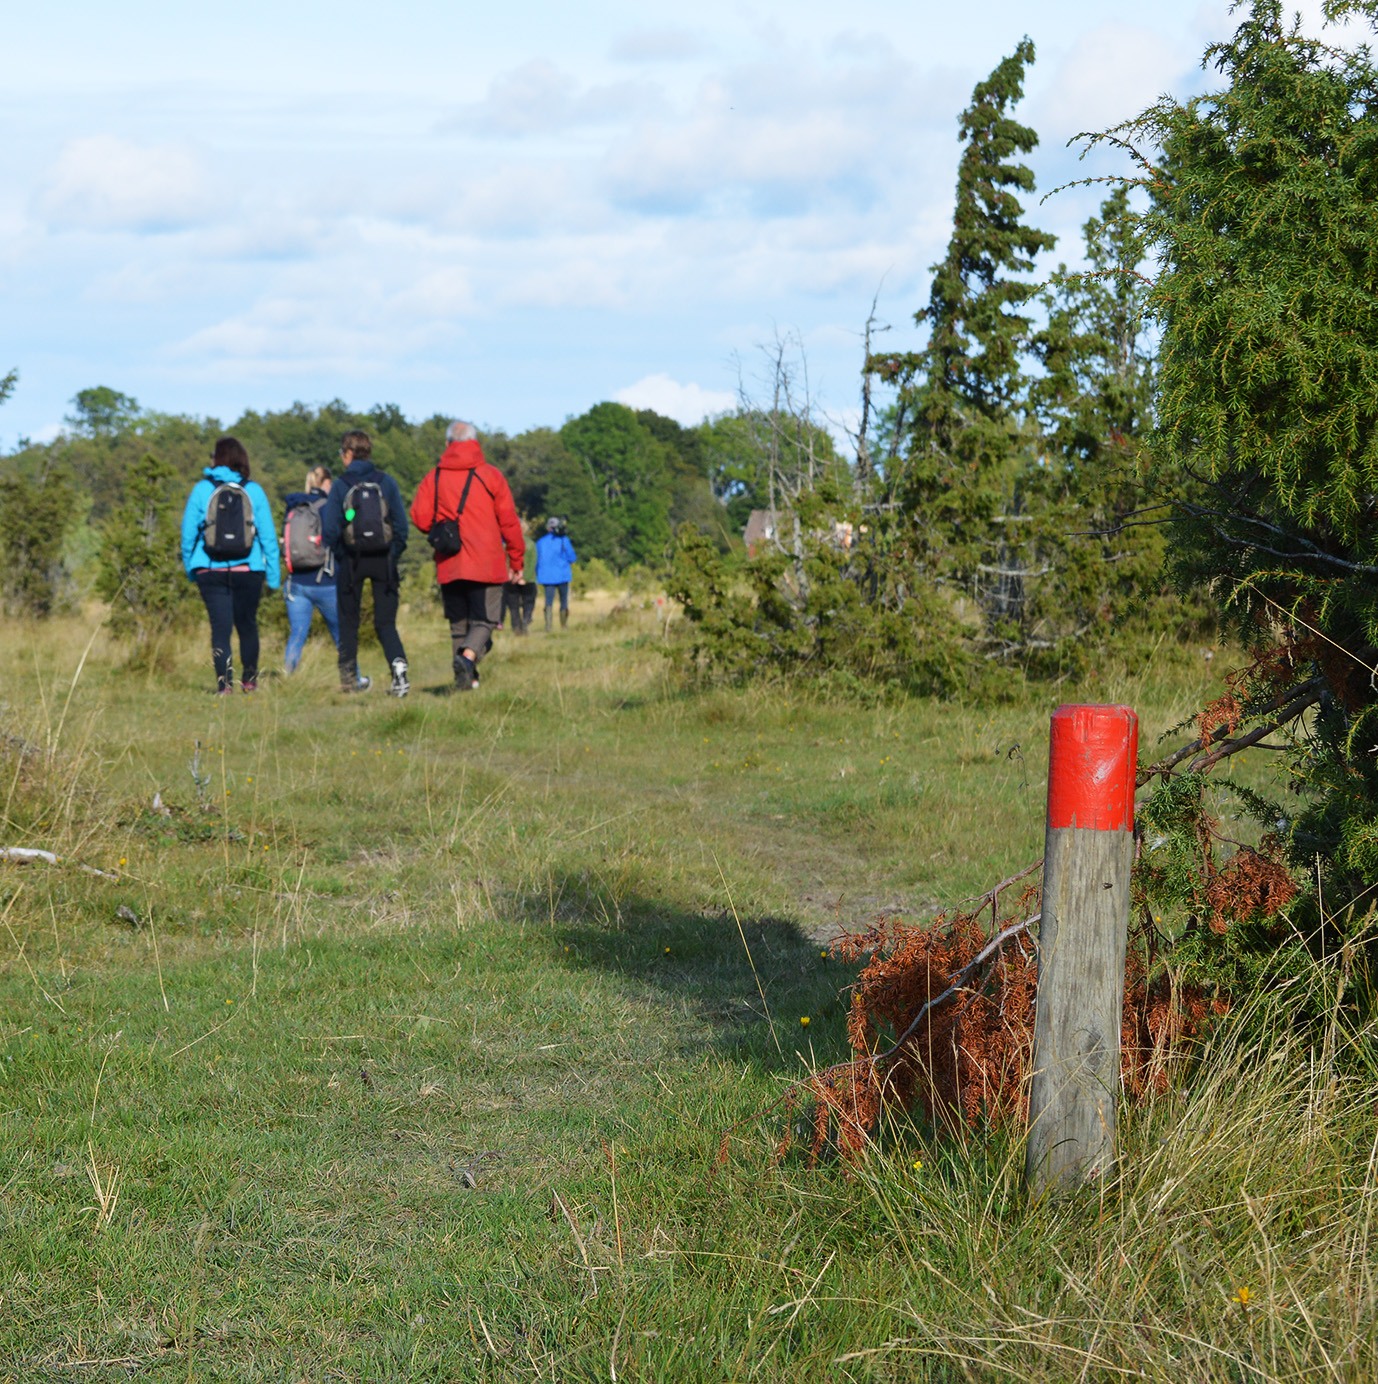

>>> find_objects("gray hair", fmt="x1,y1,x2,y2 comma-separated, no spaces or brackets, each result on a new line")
446,420,478,443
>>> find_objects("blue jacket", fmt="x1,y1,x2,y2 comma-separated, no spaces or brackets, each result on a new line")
181,467,281,590
320,458,409,562
535,533,578,585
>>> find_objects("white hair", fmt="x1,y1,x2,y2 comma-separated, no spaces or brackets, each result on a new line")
445,420,478,443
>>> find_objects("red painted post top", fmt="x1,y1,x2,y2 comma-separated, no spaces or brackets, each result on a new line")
1046,704,1138,832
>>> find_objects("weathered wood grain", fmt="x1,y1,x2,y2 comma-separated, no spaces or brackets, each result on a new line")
1025,824,1132,1194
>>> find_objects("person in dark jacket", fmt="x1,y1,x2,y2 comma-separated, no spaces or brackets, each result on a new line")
409,420,524,690
535,516,578,630
320,429,410,695
500,524,539,634
180,435,281,693
282,464,341,673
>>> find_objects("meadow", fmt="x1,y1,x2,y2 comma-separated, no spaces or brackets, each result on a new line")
1,595,1374,1381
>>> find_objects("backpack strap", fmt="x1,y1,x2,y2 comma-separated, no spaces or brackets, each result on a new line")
432,466,478,527
457,468,479,514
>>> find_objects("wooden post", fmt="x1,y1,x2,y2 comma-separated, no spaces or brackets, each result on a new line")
1025,703,1138,1195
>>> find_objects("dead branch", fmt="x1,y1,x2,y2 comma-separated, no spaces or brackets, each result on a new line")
0,847,119,881
717,906,1041,1167
1137,676,1326,785
872,915,1037,1067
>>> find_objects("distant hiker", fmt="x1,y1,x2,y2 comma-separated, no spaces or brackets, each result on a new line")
320,429,410,696
501,528,538,635
180,435,281,694
502,577,538,635
503,522,539,633
408,420,525,691
282,465,340,673
535,516,578,630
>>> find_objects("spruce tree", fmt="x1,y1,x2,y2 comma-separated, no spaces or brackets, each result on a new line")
885,38,1056,602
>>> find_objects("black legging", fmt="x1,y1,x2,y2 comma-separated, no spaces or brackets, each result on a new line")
195,569,265,690
336,554,406,669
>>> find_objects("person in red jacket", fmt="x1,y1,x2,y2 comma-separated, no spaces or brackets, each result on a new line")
410,420,526,690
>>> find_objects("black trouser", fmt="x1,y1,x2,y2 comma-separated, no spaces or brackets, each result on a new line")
336,554,406,669
502,581,537,634
441,580,503,661
195,569,265,690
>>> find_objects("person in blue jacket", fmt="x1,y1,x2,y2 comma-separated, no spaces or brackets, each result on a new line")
535,516,578,631
180,436,280,693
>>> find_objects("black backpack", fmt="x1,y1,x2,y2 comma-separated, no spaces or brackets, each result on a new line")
201,482,256,561
343,480,393,555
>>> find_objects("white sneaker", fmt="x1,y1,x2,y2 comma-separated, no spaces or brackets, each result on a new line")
389,658,410,697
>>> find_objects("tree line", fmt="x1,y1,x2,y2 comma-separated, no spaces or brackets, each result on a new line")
0,384,839,620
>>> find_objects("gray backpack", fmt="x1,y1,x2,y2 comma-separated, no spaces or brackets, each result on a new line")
284,496,330,574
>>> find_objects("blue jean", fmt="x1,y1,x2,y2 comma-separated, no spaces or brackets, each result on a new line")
284,575,341,672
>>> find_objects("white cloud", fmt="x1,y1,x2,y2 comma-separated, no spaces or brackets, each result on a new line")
1033,25,1186,142
38,135,210,231
598,52,960,218
445,60,663,138
609,28,711,63
389,267,474,316
615,373,734,424
1293,0,1372,46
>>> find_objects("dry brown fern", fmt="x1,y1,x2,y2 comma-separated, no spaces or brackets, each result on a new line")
781,884,1227,1165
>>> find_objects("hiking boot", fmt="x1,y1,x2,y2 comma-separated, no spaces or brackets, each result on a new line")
452,652,475,691
340,664,372,693
241,677,258,694
389,658,410,698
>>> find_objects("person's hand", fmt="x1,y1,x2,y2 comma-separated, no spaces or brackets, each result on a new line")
508,569,524,584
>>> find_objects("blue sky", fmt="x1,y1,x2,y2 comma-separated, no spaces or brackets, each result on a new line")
0,1,1349,447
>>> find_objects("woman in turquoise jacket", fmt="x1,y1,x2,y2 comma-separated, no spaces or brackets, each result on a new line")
180,436,281,693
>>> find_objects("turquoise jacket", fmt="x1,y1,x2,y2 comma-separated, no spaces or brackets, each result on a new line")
180,466,281,590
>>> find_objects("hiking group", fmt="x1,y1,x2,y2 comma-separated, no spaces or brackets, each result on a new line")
179,421,576,696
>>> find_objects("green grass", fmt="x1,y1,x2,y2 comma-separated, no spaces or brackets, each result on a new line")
1,599,1371,1380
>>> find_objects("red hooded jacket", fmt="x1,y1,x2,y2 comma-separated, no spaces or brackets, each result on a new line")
410,440,525,585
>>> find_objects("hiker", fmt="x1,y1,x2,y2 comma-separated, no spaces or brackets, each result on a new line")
535,516,578,630
282,465,341,673
180,436,281,694
319,429,410,696
501,576,538,635
499,520,539,634
408,420,525,691
501,526,539,635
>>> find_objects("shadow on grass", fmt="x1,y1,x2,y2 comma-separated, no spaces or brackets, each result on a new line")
523,873,858,1075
